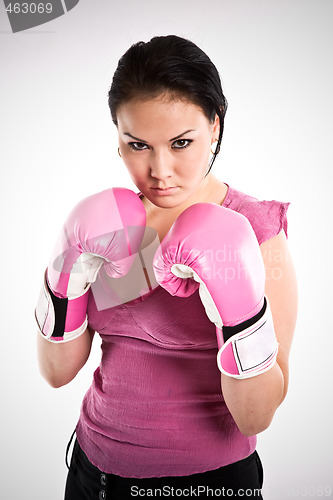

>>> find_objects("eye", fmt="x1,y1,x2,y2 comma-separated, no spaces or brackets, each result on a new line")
128,142,149,151
172,139,193,149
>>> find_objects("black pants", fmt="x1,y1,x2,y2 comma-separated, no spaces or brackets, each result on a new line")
64,437,264,499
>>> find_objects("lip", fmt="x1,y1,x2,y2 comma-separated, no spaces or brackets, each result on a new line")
150,186,179,196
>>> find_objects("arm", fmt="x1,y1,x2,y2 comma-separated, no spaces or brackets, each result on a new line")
35,188,146,387
37,326,95,388
153,203,298,436
221,230,298,436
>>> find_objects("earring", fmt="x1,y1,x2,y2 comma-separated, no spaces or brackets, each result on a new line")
118,147,122,158
211,141,218,155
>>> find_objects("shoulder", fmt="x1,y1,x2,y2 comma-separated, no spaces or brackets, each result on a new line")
223,185,290,245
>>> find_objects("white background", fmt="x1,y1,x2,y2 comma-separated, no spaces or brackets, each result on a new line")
1,0,332,498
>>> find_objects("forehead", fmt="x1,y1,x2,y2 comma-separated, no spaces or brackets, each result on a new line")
116,94,210,136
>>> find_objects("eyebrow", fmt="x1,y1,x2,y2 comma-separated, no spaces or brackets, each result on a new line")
123,129,195,143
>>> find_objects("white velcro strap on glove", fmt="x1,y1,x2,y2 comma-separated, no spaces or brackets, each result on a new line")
217,299,278,379
35,271,88,343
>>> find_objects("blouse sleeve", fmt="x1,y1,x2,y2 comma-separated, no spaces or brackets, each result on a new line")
224,187,290,246
244,199,290,245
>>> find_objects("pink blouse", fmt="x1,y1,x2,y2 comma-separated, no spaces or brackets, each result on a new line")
75,185,289,478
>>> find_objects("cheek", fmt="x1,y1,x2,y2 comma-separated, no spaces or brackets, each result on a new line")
178,149,210,179
122,156,147,181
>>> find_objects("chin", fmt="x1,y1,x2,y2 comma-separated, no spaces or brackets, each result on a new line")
151,198,180,209
142,189,183,208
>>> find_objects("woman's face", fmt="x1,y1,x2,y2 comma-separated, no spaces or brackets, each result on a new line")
116,94,219,209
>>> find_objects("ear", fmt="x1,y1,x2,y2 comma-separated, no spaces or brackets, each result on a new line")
211,114,220,142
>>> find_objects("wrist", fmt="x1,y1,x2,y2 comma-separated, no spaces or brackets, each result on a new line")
35,270,89,343
217,297,278,379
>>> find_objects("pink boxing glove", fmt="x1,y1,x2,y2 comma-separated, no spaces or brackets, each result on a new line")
153,203,278,379
35,188,146,342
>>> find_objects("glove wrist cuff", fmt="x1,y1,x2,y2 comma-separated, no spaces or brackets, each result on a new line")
35,270,88,342
217,297,278,379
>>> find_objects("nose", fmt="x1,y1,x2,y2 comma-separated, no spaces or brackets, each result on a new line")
149,149,173,180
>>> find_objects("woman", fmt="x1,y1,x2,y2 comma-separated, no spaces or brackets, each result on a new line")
36,35,298,499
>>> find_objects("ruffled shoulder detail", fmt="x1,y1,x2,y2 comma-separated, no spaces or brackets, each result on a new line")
223,186,290,245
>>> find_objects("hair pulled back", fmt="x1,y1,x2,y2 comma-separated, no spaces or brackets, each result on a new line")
108,35,228,171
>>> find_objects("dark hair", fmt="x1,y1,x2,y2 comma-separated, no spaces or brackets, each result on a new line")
108,35,228,172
